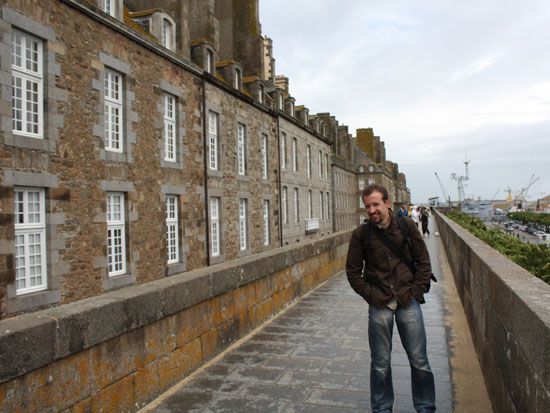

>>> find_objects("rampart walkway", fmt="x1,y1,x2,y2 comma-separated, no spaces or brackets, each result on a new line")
141,224,491,412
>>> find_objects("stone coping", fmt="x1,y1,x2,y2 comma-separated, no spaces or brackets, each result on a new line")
435,212,550,411
0,230,352,384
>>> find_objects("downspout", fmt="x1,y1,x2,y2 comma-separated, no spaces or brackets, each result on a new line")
276,114,283,247
202,75,211,265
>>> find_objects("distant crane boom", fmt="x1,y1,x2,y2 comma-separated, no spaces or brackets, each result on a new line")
434,172,450,205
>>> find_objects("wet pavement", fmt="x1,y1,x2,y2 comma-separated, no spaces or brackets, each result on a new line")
142,228,454,412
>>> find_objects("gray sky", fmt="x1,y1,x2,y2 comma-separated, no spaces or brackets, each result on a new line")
260,0,550,204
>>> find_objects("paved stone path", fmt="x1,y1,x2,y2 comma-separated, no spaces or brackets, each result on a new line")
144,227,454,412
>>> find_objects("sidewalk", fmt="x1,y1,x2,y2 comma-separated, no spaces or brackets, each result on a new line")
141,224,485,412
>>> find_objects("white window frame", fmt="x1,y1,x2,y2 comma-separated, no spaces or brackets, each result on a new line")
166,195,179,264
318,151,323,179
308,190,313,219
280,132,286,169
11,31,43,138
206,49,214,74
161,18,173,50
282,186,288,224
258,85,264,104
278,93,284,110
14,187,47,295
294,187,299,223
163,93,176,162
237,123,246,176
107,192,126,276
208,111,218,170
263,200,270,246
306,145,311,179
359,177,365,190
210,197,220,257
239,198,248,251
325,154,329,180
292,138,298,172
234,68,242,90
103,0,116,17
261,134,268,179
320,192,324,220
104,68,124,153
326,192,330,220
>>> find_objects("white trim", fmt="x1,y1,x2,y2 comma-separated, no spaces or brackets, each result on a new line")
107,192,126,276
263,200,270,246
292,137,298,172
208,111,218,170
104,68,124,153
306,145,311,179
166,195,179,264
237,123,246,176
11,30,43,139
308,190,313,219
261,134,268,179
163,93,176,162
318,151,323,179
239,198,248,251
210,197,220,256
293,187,299,223
280,132,286,169
282,186,288,224
14,187,47,295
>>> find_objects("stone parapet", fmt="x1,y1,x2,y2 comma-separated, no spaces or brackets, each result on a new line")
434,211,550,413
0,230,351,412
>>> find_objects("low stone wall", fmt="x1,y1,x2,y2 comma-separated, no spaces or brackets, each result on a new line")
434,212,550,412
0,231,351,412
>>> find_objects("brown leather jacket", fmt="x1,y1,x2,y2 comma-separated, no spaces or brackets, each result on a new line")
346,215,432,309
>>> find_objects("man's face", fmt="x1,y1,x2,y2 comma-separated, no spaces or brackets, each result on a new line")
363,191,391,225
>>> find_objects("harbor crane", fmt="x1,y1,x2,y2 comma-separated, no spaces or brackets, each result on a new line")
450,153,470,205
506,174,540,210
434,172,451,205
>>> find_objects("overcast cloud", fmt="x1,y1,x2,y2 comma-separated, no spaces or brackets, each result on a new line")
260,0,550,204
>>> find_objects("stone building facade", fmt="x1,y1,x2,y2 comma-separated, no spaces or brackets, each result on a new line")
0,0,410,318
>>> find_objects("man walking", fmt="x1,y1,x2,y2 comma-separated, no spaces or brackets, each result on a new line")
346,184,436,412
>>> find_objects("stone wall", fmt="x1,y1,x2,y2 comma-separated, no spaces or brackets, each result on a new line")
434,211,550,412
0,229,351,412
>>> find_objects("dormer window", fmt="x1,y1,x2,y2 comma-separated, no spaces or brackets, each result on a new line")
278,93,283,110
234,68,242,90
258,85,264,104
290,102,295,117
161,19,174,50
304,112,309,125
103,0,115,16
206,49,214,74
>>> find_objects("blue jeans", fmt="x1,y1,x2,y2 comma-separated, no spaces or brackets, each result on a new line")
368,298,436,412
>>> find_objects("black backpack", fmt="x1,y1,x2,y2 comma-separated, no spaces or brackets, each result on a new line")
360,216,437,292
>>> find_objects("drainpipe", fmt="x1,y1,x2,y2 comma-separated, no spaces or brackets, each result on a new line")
202,75,211,265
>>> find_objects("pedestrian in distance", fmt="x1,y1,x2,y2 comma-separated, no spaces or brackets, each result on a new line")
397,203,409,217
411,206,421,229
346,184,436,413
421,206,430,236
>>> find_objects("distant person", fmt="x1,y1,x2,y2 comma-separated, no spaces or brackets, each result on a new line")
346,184,436,412
411,206,421,229
397,203,408,217
421,206,430,236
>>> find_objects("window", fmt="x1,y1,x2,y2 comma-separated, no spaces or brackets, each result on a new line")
320,192,324,220
278,93,283,109
290,102,295,117
293,188,299,223
163,93,176,162
161,19,173,50
206,49,214,74
104,68,123,152
107,192,126,276
258,85,264,104
237,123,246,175
102,0,115,17
11,31,43,138
208,112,218,170
306,145,311,179
261,134,268,179
359,177,365,190
282,186,288,224
308,190,313,219
280,132,287,169
318,151,323,179
239,198,248,251
234,68,242,90
359,195,364,208
292,138,298,172
210,197,220,257
14,188,46,294
263,200,270,246
304,112,309,125
166,195,179,264
326,192,330,220
325,154,329,180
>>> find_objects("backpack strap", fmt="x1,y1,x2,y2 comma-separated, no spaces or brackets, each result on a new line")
396,216,437,283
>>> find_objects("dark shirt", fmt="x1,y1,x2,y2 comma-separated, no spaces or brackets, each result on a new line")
345,216,432,308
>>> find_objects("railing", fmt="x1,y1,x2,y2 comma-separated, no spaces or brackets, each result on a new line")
305,217,320,233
